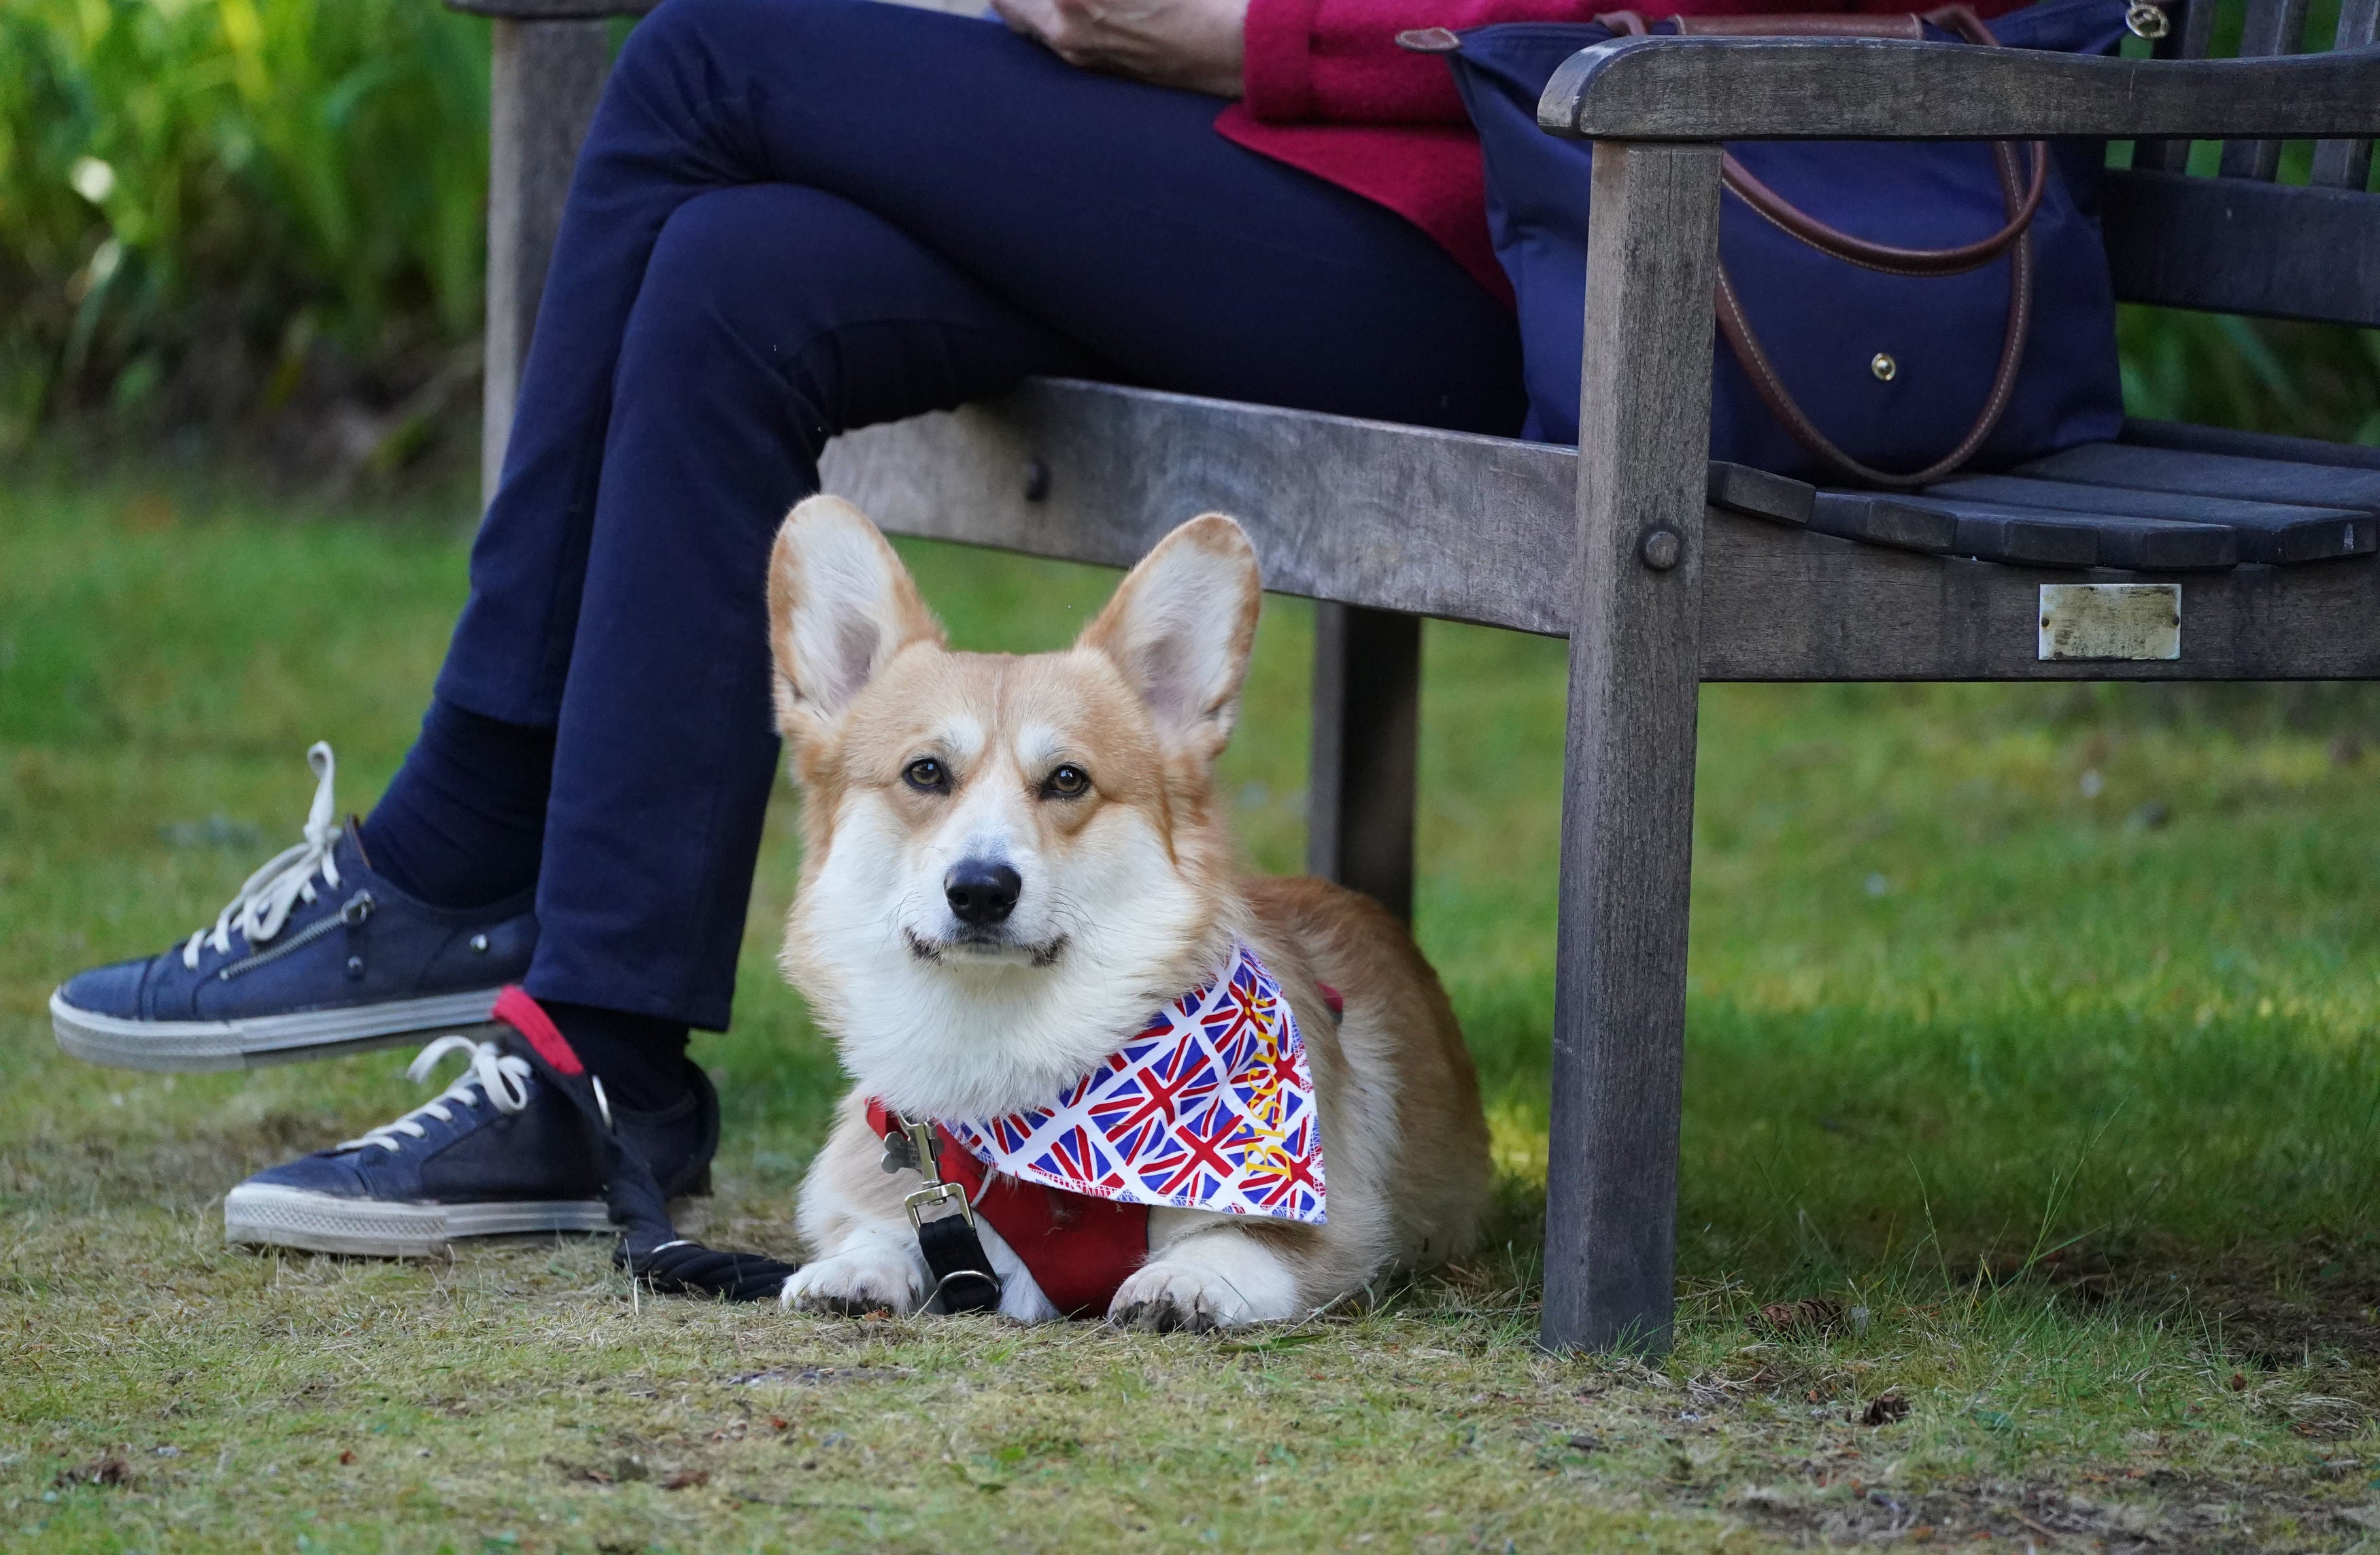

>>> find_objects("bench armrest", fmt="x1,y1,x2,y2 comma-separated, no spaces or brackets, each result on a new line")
1540,37,2380,141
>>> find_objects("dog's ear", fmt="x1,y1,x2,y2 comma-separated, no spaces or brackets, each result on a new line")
1078,514,1261,759
768,496,942,750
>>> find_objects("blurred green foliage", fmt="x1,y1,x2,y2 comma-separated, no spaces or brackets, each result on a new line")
2120,307,2380,447
0,0,2374,454
0,0,490,449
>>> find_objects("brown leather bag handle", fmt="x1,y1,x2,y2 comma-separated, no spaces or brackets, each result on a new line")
1599,8,2048,275
1723,139,2047,279
1592,6,2044,486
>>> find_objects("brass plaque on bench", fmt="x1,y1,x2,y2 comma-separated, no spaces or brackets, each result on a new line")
2037,583,2181,662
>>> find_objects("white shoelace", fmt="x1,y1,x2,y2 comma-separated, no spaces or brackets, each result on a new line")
338,1036,534,1154
181,741,345,970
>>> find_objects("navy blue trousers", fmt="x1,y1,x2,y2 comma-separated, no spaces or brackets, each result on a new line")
433,0,1525,1030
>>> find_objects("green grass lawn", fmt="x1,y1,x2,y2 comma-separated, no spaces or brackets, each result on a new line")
7,462,2380,1552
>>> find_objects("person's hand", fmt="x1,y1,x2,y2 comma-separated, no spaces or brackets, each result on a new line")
990,0,1251,97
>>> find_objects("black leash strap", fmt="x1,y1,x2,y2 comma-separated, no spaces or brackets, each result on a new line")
492,991,801,1303
492,989,1000,1313
881,1112,1003,1314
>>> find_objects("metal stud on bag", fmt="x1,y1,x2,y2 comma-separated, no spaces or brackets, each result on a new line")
2125,0,2169,40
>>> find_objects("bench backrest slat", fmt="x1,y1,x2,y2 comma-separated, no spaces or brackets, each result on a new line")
2104,0,2377,324
2311,0,2379,187
2103,168,2380,326
2215,0,2311,179
2137,0,2219,171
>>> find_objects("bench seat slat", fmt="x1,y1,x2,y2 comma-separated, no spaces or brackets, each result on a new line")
2020,441,2380,513
1818,492,2105,568
1707,461,1814,525
1930,474,2372,564
2120,417,2380,473
1809,491,1960,553
1904,493,2241,570
1928,500,2101,568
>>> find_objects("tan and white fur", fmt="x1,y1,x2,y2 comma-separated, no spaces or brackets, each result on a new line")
768,496,1492,1330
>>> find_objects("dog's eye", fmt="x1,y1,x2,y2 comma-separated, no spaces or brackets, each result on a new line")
902,757,948,792
1042,764,1091,799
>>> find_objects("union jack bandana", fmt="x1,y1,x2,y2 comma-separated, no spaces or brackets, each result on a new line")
940,942,1327,1223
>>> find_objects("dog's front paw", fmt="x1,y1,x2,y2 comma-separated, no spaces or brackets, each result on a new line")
780,1244,927,1317
1108,1235,1300,1333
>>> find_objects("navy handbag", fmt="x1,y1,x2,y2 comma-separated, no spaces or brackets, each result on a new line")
1429,0,2132,484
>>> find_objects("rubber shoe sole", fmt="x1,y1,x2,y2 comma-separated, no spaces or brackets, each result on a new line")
50,987,507,1074
222,1183,713,1257
223,1182,613,1257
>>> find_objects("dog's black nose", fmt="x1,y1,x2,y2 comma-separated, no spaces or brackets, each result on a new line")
945,859,1021,926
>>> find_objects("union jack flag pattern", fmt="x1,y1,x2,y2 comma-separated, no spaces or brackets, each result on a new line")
942,942,1327,1223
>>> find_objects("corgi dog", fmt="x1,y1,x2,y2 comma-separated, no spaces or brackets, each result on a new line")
767,496,1492,1330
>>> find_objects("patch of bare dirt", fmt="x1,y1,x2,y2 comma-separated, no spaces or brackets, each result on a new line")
54,1454,136,1489
731,1365,912,1387
2002,1237,2380,1376
1726,1470,2368,1551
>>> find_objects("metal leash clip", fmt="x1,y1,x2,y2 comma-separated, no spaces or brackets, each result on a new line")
887,1114,975,1231
2125,0,2169,39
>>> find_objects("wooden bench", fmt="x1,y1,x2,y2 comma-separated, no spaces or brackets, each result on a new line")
447,0,2380,1350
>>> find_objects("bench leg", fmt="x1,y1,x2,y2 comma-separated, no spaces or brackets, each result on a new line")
481,17,614,506
1541,141,1723,1354
1306,602,1421,924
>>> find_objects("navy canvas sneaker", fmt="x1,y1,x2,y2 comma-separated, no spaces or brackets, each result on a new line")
222,1033,717,1256
50,743,538,1072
